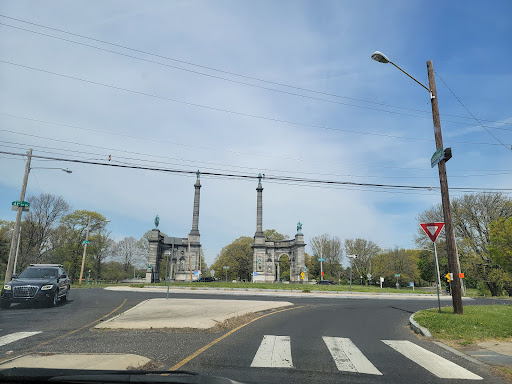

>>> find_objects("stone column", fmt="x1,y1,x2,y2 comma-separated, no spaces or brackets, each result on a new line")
189,172,201,238
255,178,264,237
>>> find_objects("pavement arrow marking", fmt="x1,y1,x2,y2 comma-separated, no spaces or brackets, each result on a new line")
382,340,482,380
323,336,382,375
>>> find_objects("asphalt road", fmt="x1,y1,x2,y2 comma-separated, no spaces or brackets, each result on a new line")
0,288,509,384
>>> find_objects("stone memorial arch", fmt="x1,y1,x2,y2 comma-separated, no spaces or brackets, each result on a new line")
252,174,307,283
146,172,202,282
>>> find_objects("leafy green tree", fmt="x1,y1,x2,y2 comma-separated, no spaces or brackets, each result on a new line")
489,217,512,274
488,217,512,295
0,220,14,278
211,236,253,281
265,229,288,242
54,210,109,282
373,248,420,286
304,252,318,280
417,192,512,294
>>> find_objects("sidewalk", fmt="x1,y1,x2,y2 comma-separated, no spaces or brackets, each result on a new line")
105,285,475,301
465,342,512,367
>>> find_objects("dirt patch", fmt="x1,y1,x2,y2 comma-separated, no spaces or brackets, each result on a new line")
127,359,163,371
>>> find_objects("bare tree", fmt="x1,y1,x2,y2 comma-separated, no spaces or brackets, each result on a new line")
416,192,512,294
113,237,144,273
89,229,114,282
17,194,70,269
311,234,343,279
344,238,380,284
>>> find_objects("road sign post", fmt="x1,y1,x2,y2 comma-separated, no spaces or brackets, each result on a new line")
318,258,325,281
420,222,445,313
223,265,230,282
394,274,400,289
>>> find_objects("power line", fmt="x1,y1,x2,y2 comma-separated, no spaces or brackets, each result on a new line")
1,14,510,128
435,71,512,153
0,64,509,148
2,150,511,193
2,139,511,180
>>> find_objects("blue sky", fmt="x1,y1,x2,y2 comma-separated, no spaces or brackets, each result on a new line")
1,0,511,266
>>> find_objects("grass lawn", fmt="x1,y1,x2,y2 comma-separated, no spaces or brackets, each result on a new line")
414,305,512,344
143,281,434,294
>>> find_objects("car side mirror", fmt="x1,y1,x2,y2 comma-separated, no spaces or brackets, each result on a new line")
60,274,67,279
11,274,17,280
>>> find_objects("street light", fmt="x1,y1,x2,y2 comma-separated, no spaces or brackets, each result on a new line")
371,51,463,314
5,149,73,283
31,167,72,174
347,254,358,292
78,216,110,286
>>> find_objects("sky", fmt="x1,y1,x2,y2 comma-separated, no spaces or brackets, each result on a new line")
0,0,511,267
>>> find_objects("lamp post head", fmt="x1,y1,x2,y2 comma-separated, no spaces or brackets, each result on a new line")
371,51,390,64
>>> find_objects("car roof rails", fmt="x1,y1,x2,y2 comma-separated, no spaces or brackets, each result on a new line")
29,264,63,267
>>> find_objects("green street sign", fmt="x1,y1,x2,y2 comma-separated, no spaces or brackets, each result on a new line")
394,274,400,277
82,240,91,244
430,148,444,168
12,201,30,207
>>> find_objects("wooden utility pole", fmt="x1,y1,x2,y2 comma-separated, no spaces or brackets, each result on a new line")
427,60,463,314
5,149,32,283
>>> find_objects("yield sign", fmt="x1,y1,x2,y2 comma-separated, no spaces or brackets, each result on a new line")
420,222,445,242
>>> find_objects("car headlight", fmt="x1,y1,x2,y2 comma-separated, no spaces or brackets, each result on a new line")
41,285,54,290
3,285,11,291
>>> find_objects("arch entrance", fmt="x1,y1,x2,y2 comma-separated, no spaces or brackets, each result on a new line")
252,175,307,283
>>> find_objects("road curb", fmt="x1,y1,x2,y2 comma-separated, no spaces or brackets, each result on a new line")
409,312,432,338
142,285,449,297
94,299,151,328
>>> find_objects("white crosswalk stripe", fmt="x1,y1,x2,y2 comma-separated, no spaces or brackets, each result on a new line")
0,332,41,347
249,336,483,380
323,336,382,375
250,335,293,368
382,340,482,380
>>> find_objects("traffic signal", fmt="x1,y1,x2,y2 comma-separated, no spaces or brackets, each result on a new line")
444,147,452,162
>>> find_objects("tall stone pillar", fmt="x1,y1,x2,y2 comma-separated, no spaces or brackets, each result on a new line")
253,174,266,282
255,173,264,238
147,229,162,283
189,171,201,238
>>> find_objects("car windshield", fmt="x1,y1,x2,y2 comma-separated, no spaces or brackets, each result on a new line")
0,2,510,384
17,268,58,279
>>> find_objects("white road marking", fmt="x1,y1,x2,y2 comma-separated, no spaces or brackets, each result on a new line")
382,340,482,380
0,332,41,347
250,335,293,368
323,336,382,375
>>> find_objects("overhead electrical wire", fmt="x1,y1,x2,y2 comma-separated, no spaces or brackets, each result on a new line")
1,150,511,194
435,70,512,152
0,65,509,148
0,14,510,128
2,139,511,180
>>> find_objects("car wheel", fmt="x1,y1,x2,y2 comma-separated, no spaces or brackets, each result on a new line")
0,300,10,309
47,291,58,307
61,287,70,302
